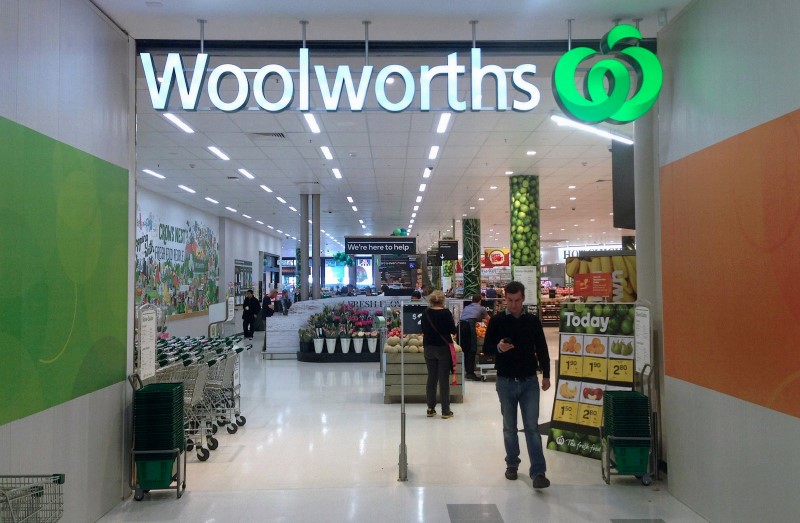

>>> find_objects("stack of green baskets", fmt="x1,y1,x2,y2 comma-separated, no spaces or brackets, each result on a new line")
603,391,651,475
134,382,185,490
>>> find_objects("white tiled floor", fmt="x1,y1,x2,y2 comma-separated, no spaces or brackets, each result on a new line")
100,329,706,522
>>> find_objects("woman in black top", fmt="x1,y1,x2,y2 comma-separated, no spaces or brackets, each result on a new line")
421,290,457,419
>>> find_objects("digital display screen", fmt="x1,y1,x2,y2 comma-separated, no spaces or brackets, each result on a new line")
356,257,373,287
324,259,349,286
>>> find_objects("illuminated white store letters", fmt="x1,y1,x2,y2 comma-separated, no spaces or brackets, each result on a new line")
140,49,541,113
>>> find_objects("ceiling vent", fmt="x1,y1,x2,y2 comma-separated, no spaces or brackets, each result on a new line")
250,132,287,139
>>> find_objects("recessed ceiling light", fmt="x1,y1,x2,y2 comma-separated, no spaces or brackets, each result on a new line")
208,146,229,161
142,169,165,179
225,206,237,213
469,206,475,210
409,219,414,224
178,185,195,194
505,171,513,175
478,197,484,201
361,224,366,229
304,113,321,133
436,113,451,134
365,233,372,236
489,186,497,190
276,197,287,204
205,197,218,204
550,206,557,209
568,185,576,189
462,214,467,217
590,218,595,222
560,228,565,231
456,219,461,222
609,212,614,216
413,205,419,211
256,220,264,225
260,185,273,193
548,232,553,235
267,225,274,229
411,213,416,218
423,168,432,178
351,206,358,212
416,196,422,203
490,229,494,232
574,224,579,227
569,197,577,200
277,229,283,233
320,146,333,160
526,150,537,156
419,184,426,192
242,214,252,219
332,168,342,179
238,168,255,179
428,146,439,160
289,206,298,212
163,113,194,133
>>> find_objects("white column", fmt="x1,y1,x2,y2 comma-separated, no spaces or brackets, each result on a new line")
312,193,321,299
300,194,310,301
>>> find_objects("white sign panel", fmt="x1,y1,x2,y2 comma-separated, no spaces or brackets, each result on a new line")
227,297,235,321
634,306,651,373
513,266,538,305
139,309,158,380
442,276,452,293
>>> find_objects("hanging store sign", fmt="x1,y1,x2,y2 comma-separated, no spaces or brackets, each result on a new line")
553,25,662,124
437,240,458,260
140,48,540,113
345,236,416,255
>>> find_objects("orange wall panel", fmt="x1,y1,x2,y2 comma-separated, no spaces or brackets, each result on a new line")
661,110,800,419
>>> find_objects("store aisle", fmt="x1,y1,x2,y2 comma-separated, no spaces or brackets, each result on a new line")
100,338,705,522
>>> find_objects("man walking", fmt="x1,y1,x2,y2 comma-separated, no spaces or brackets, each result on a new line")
483,281,551,489
242,290,260,340
460,294,489,381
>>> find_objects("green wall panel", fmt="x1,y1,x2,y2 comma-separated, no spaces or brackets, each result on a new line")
462,218,481,298
0,116,128,426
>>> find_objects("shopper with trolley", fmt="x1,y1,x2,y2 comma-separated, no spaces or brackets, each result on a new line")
483,281,551,489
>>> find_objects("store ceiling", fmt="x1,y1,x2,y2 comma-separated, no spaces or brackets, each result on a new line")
98,0,691,258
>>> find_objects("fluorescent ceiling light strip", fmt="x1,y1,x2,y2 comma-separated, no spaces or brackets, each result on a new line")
422,168,431,179
204,197,219,204
411,213,416,218
320,146,333,160
289,206,298,212
551,114,634,145
413,205,419,211
351,206,358,212
276,197,287,204
415,196,422,203
347,196,354,203
260,185,273,193
362,225,366,229
208,146,230,160
268,225,274,229
242,214,252,219
332,168,342,179
238,168,255,179
419,184,426,192
142,169,165,179
178,185,195,194
256,220,264,224
436,113,451,133
527,150,537,156
225,206,237,212
163,113,194,133
277,229,283,233
428,146,439,160
304,113,321,133
358,219,363,224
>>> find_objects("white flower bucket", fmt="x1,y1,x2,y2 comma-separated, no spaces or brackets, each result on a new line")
352,338,364,353
313,338,324,354
340,337,351,354
325,338,336,354
367,337,377,353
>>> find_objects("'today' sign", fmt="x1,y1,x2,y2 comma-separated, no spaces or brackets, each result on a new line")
141,48,541,113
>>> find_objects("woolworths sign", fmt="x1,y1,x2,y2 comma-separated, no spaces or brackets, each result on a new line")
141,26,660,122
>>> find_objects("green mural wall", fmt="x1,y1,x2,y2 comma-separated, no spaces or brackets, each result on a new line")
462,218,481,298
0,116,128,425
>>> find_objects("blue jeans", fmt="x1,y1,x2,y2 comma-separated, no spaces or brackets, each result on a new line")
496,376,546,477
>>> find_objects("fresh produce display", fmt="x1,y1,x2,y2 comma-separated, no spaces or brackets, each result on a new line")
585,338,606,355
610,339,634,356
559,382,578,399
582,386,604,401
508,176,540,268
561,335,582,353
384,334,462,353
475,321,487,339
565,254,637,302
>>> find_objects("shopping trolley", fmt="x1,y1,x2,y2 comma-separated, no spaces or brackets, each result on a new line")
0,474,64,523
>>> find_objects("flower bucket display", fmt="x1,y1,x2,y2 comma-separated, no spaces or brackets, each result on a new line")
352,337,364,353
340,337,351,353
325,337,337,353
367,337,377,353
313,338,324,354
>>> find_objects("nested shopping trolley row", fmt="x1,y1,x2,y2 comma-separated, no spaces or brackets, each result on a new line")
0,474,65,523
129,335,253,501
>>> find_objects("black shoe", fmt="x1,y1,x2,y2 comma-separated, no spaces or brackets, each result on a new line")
426,408,436,417
466,373,481,381
532,474,550,489
441,411,454,419
505,468,518,480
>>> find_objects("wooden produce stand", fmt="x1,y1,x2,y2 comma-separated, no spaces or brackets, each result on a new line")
384,350,463,404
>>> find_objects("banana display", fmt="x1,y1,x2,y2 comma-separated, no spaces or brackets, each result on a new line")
565,254,637,302
558,382,578,399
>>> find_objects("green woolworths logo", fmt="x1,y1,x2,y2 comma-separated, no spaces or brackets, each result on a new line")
553,24,663,124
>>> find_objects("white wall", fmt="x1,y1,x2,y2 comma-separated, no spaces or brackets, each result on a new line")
221,218,283,293
0,1,131,521
657,0,800,520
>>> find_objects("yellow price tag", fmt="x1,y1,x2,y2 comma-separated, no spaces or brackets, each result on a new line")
559,355,583,378
582,356,607,380
577,404,603,428
553,399,578,423
608,359,634,383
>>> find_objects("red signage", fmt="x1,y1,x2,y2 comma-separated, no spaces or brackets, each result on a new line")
573,273,613,297
482,248,510,268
